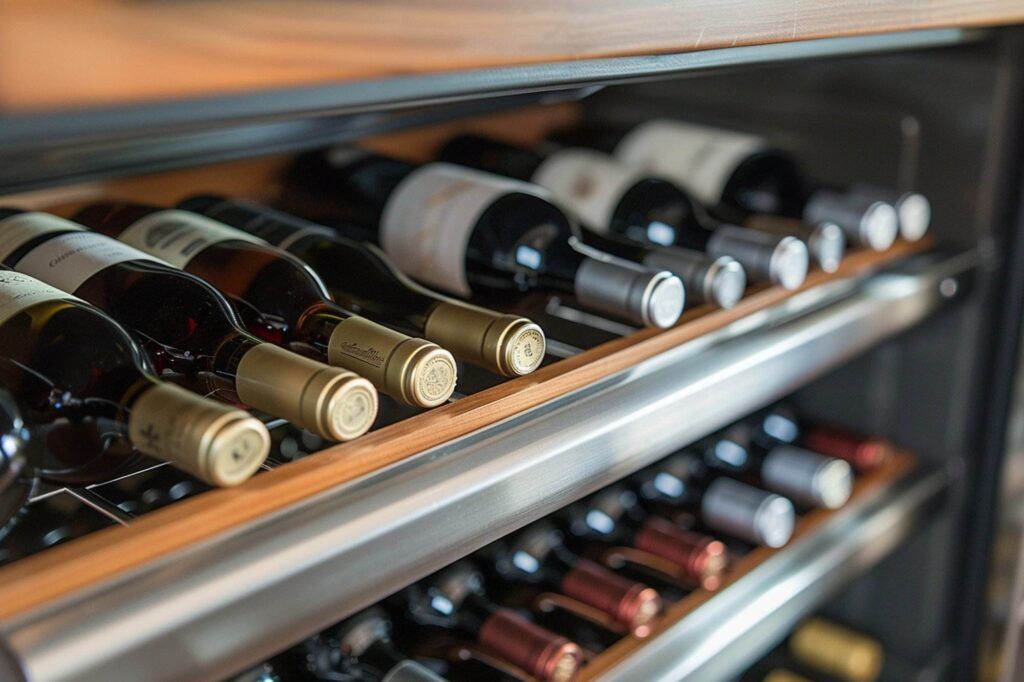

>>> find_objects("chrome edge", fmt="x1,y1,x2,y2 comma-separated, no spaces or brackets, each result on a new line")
0,250,973,682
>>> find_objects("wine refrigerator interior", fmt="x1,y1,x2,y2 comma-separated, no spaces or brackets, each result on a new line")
0,21,1023,682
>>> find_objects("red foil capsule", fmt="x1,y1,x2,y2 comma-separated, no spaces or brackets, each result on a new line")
635,516,729,590
478,609,582,682
560,558,662,634
802,426,893,472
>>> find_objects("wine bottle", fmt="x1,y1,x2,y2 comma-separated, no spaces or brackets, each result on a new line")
273,607,449,682
484,519,662,635
0,210,378,441
848,183,931,242
0,386,36,535
579,228,747,309
550,120,900,251
631,453,796,548
439,135,810,290
328,608,449,682
0,269,270,486
745,404,890,474
73,203,457,409
789,618,884,682
285,149,685,328
739,214,846,273
561,484,728,588
800,425,894,473
703,424,853,509
394,561,582,682
177,196,546,378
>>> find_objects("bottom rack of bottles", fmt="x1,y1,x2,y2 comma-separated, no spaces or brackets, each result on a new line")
227,411,930,682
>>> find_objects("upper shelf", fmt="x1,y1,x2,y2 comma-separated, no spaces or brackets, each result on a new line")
0,2,1019,115
0,247,973,682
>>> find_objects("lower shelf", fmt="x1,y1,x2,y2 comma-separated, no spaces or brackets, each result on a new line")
584,452,946,682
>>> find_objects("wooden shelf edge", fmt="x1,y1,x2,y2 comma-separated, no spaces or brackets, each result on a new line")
0,239,929,621
0,2,1021,112
578,449,920,680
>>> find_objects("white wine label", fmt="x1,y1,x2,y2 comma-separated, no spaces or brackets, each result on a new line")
380,162,550,297
0,212,87,263
118,210,267,268
0,270,86,326
615,120,766,205
531,148,643,232
12,231,167,294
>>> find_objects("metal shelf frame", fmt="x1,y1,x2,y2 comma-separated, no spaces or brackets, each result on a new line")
0,28,975,194
0,250,976,682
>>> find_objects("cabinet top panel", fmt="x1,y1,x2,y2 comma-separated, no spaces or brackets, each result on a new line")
0,0,1019,113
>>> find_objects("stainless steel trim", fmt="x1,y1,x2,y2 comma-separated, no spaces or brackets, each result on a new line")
598,465,948,682
0,251,973,682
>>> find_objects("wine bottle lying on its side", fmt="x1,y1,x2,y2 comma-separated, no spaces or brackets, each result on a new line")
177,196,546,378
391,561,583,682
548,120,902,252
73,203,458,410
438,134,810,290
0,269,270,487
561,484,730,589
283,148,686,329
480,519,663,637
0,210,379,442
272,607,450,682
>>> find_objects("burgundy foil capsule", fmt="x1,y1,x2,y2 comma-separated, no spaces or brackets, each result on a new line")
560,558,663,634
635,517,729,590
802,427,893,472
478,609,583,682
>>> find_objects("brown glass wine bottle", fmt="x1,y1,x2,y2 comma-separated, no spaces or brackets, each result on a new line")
0,269,269,486
0,210,378,441
73,203,457,409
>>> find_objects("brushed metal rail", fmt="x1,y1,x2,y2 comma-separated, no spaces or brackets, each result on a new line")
599,465,949,682
0,251,974,682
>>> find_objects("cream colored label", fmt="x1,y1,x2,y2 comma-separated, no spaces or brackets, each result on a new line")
0,270,85,325
118,210,268,268
616,120,765,204
531,148,642,232
0,212,86,262
380,162,550,297
13,231,166,294
510,327,545,374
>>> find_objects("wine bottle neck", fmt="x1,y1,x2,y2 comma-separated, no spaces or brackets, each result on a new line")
438,135,545,181
546,125,627,154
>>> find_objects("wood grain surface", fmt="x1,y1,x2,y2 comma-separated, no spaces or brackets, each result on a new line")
0,1,1021,112
580,450,919,680
0,239,928,620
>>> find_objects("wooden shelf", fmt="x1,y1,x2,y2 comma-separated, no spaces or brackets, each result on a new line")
0,240,927,621
0,1,1020,113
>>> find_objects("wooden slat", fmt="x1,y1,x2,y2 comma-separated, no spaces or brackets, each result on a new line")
0,1,1021,112
579,450,919,680
0,239,928,620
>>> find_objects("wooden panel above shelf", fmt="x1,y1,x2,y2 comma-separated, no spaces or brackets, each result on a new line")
0,0,1021,113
